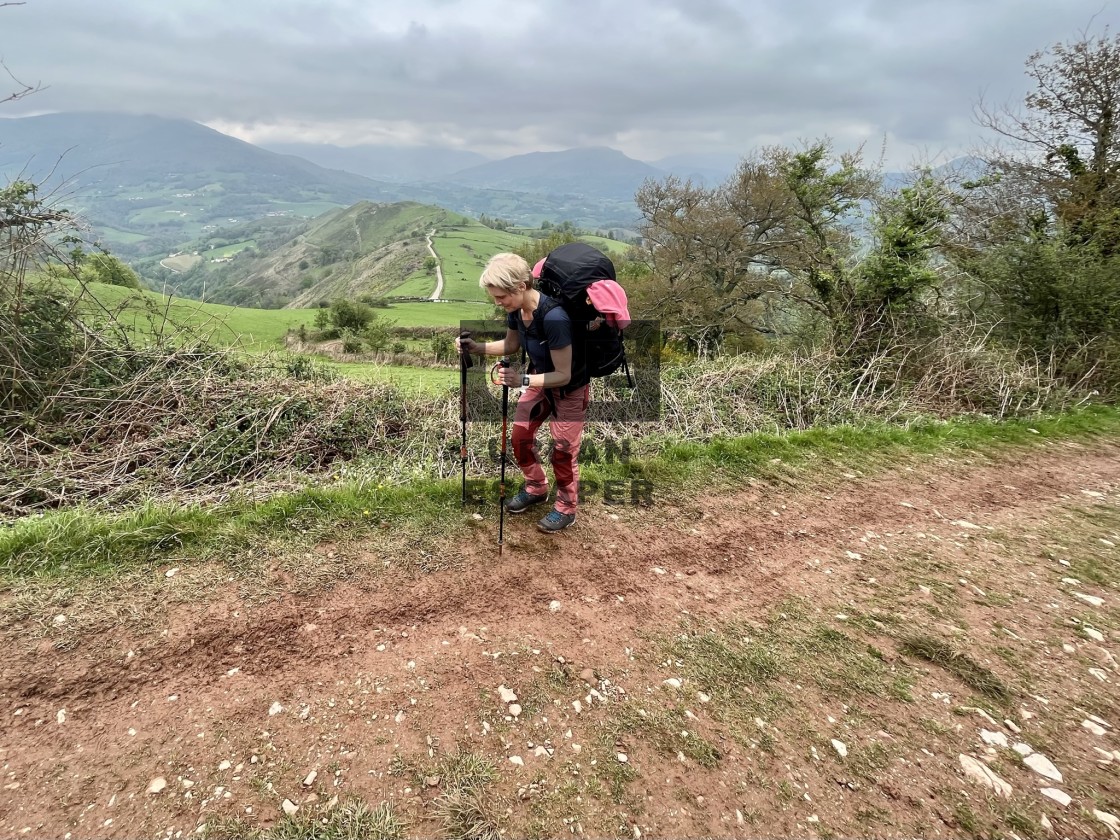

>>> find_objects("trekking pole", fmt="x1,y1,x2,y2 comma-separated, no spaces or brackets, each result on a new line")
459,330,473,505
496,357,511,555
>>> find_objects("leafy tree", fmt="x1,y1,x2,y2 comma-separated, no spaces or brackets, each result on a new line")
855,172,954,329
329,299,374,333
632,141,876,349
970,237,1120,385
362,314,394,352
967,29,1120,386
430,333,454,364
2,180,80,412
977,28,1120,249
478,214,512,231
78,252,143,289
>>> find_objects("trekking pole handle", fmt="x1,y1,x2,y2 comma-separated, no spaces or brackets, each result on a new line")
459,330,474,369
491,357,511,385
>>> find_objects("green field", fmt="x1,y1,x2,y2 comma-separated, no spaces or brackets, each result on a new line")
83,282,315,349
89,285,494,344
431,225,532,301
74,215,626,386
98,226,150,246
376,300,494,327
266,200,343,218
579,234,632,256
161,253,202,272
130,206,194,224
203,239,256,258
316,360,459,392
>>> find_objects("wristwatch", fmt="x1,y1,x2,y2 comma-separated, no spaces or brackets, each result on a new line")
521,374,530,387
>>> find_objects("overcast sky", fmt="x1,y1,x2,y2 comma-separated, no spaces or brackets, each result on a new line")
2,0,1117,166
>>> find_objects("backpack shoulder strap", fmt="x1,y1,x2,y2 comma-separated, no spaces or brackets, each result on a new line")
525,296,562,339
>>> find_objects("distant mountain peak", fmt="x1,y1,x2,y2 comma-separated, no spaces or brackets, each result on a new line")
440,147,664,200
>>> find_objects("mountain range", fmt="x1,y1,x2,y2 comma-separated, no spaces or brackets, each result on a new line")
3,112,968,266
1,113,725,256
260,142,490,183
261,142,739,189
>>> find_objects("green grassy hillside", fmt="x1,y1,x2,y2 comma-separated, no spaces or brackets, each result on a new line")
82,281,491,350
394,222,533,301
156,202,469,309
578,233,632,256
393,222,635,301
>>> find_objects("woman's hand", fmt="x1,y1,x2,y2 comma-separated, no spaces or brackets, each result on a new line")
455,335,478,355
496,364,523,387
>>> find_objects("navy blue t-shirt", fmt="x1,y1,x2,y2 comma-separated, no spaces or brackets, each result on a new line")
507,294,573,375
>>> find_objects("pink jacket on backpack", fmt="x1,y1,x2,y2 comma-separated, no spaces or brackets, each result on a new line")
586,279,631,331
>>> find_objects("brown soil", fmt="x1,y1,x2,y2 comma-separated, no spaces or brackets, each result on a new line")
3,438,1120,839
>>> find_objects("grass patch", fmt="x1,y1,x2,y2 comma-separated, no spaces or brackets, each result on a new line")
313,360,459,391
571,600,917,804
204,799,406,840
77,278,490,347
589,743,640,806
75,280,316,350
613,704,723,769
1048,505,1120,588
203,239,257,259
665,601,914,714
429,749,499,792
0,480,456,581
899,635,1014,704
434,788,504,840
845,741,893,780
429,750,504,840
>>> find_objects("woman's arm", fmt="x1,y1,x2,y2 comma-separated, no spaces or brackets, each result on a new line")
529,344,571,389
458,328,520,357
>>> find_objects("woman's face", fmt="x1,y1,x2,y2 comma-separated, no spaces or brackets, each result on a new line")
487,283,526,313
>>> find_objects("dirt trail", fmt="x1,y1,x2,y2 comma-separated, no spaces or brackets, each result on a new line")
426,229,444,300
2,439,1119,839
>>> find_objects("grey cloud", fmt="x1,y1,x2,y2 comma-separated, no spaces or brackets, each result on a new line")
2,0,1118,165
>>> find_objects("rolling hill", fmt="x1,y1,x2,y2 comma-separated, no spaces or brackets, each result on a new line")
140,201,632,311
0,112,407,254
164,201,471,308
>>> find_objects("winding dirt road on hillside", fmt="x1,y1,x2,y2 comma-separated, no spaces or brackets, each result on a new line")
425,229,444,300
2,438,1119,838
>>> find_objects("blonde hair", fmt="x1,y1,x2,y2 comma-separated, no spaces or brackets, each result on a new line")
479,252,532,293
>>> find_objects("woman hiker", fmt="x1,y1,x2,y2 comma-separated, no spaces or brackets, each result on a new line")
455,252,588,533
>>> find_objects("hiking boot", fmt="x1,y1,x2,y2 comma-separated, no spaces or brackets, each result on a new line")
537,508,576,533
506,488,549,514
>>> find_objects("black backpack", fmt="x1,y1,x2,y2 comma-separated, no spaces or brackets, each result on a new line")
531,242,631,393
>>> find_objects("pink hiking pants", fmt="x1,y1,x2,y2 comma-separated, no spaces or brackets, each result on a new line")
511,385,590,516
